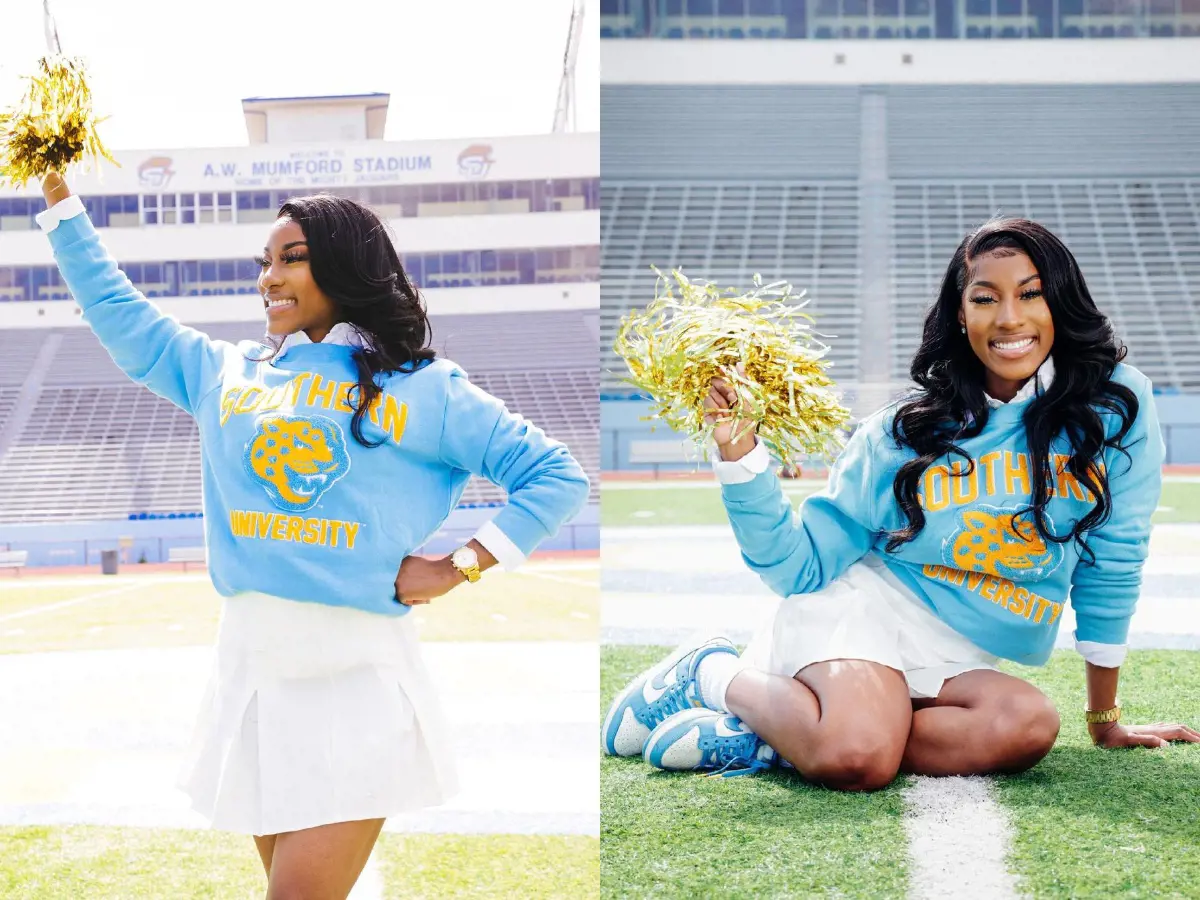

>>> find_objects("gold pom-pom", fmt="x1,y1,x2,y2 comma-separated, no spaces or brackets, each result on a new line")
613,268,851,470
0,56,117,189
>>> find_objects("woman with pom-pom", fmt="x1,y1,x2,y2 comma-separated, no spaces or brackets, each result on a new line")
604,218,1199,787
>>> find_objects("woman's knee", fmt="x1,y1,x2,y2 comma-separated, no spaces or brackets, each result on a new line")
804,734,904,791
988,689,1060,770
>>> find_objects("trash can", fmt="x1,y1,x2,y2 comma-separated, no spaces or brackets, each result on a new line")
100,549,119,575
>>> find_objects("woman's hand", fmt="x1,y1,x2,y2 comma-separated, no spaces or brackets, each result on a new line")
704,363,757,462
1090,721,1200,749
42,170,72,207
394,555,463,606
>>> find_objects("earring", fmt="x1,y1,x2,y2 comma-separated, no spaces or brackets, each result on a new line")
960,326,966,334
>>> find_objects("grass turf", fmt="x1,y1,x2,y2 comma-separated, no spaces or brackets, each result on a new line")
996,650,1200,900
601,478,1200,528
600,645,910,899
0,564,597,654
0,826,597,900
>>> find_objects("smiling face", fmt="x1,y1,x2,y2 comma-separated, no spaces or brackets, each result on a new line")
958,249,1055,402
255,217,339,342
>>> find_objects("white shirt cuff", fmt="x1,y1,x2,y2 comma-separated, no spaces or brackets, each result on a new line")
472,519,527,572
710,439,771,485
1074,634,1128,668
35,195,86,233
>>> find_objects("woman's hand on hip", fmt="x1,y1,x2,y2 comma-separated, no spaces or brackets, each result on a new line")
394,555,463,606
1090,720,1200,749
42,171,72,207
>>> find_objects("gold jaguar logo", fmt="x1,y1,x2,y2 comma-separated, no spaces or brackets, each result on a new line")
243,414,350,512
944,506,1063,582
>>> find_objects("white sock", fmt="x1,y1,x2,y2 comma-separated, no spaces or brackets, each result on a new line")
696,651,749,713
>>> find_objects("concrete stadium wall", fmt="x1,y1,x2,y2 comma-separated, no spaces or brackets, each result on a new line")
602,395,1200,470
0,503,598,569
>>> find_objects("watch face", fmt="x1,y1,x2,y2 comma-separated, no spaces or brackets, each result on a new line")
453,547,479,569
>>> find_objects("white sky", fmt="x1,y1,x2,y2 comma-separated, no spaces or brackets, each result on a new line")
0,0,598,150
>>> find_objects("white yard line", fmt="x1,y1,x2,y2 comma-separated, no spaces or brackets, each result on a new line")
903,775,1022,900
0,582,149,623
0,574,209,590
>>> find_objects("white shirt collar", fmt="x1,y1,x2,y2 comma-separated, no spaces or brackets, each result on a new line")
277,321,369,354
984,355,1055,408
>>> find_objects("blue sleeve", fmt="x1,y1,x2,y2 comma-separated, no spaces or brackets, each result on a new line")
1069,381,1164,646
46,211,227,416
720,425,883,597
436,369,590,556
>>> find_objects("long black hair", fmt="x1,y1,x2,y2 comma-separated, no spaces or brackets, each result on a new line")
258,194,435,447
886,217,1138,564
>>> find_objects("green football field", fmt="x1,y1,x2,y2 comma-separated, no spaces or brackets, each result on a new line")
601,476,1200,528
601,647,1200,900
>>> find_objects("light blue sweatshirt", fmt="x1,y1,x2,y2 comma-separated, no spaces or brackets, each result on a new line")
39,198,590,616
715,362,1163,667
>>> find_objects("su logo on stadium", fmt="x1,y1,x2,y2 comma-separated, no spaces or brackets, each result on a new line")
243,414,351,512
458,143,495,178
942,505,1065,582
138,156,176,189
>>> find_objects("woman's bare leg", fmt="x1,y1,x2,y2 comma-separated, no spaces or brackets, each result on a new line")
726,659,914,792
903,669,1060,776
253,834,277,877
262,817,385,900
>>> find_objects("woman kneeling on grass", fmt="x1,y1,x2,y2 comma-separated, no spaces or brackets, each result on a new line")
604,218,1200,789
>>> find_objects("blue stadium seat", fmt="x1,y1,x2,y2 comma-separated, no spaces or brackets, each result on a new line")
601,25,616,37
816,25,833,38
728,27,745,38
689,26,706,37
1100,24,1115,37
916,25,931,37
856,25,870,38
1000,25,1017,38
766,27,784,37
1117,24,1133,37
876,25,894,37
1063,25,1083,36
1182,23,1196,35
667,26,684,37
201,288,211,296
749,26,765,37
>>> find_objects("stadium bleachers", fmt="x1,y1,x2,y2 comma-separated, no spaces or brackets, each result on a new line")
601,180,861,392
0,312,598,523
891,179,1200,388
601,83,1200,401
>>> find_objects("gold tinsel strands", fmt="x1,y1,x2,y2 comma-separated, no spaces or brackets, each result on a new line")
613,268,851,471
0,56,116,189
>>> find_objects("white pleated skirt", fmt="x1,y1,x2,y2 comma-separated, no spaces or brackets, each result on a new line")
743,554,1001,699
176,592,459,836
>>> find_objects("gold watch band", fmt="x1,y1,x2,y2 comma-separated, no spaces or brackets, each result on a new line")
1085,705,1121,725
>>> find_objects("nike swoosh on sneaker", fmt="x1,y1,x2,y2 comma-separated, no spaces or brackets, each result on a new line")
714,717,747,738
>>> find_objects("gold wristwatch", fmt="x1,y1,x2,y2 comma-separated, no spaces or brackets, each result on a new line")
450,545,482,584
1085,703,1121,725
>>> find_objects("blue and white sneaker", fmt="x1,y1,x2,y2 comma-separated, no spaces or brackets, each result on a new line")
644,708,777,777
601,636,738,757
